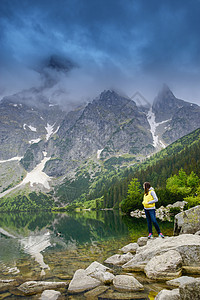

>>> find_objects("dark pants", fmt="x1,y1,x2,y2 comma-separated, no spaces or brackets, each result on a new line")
144,209,161,234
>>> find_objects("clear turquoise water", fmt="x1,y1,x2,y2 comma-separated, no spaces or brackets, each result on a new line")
0,210,174,298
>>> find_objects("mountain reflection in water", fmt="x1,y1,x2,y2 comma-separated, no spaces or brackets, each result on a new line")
0,210,174,278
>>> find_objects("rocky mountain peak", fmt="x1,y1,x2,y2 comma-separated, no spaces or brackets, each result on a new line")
99,89,121,100
153,84,176,106
95,89,136,109
152,84,188,122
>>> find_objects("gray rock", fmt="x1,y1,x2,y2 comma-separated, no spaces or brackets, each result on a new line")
195,231,200,235
113,275,144,292
85,261,111,275
122,234,200,273
137,236,148,247
85,261,114,284
104,252,133,266
179,277,200,299
167,201,188,209
122,257,147,272
119,243,139,254
40,290,61,300
166,276,196,287
144,250,182,280
68,269,101,294
174,205,200,235
130,210,146,219
89,270,115,284
17,281,67,295
155,288,180,300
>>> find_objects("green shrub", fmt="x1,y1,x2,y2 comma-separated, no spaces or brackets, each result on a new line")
169,207,181,216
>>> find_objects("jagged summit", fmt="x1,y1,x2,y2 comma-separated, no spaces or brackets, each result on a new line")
152,84,191,122
99,89,129,100
93,89,136,109
153,84,176,105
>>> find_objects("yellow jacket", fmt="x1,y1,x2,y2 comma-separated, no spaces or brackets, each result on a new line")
142,188,156,209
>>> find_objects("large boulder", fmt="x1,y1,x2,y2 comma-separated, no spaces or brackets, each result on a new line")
122,235,200,273
167,201,187,210
155,288,180,300
179,277,200,299
144,250,182,280
113,275,144,292
174,205,200,235
68,269,101,294
17,281,67,295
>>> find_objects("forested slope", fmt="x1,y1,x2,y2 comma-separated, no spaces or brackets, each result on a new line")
103,128,200,208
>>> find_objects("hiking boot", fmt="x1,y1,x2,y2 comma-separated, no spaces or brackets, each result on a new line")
148,233,153,239
158,233,164,238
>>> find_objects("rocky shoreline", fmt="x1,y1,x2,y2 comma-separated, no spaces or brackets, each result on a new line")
1,205,200,299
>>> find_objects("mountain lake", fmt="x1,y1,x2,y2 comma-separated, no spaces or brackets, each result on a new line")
0,210,174,299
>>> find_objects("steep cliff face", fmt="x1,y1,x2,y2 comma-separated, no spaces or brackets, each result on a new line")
152,85,200,144
0,89,65,160
45,90,153,176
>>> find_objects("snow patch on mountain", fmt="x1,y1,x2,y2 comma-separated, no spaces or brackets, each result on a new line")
0,153,52,198
97,149,104,159
147,107,169,149
23,124,37,132
45,123,59,140
22,154,51,189
0,156,23,163
29,138,41,144
45,123,54,140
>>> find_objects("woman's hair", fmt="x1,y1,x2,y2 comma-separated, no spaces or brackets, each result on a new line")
144,182,151,195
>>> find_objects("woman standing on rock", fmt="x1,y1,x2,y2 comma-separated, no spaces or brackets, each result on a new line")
142,182,164,239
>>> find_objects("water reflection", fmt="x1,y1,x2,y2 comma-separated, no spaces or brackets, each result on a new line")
0,211,174,276
20,232,51,275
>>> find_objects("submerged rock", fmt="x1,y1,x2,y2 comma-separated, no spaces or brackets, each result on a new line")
144,250,182,280
113,275,144,292
84,286,109,298
99,290,149,299
40,289,61,300
17,281,67,295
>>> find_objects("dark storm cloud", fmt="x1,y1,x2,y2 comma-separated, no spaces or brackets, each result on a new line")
0,0,200,104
